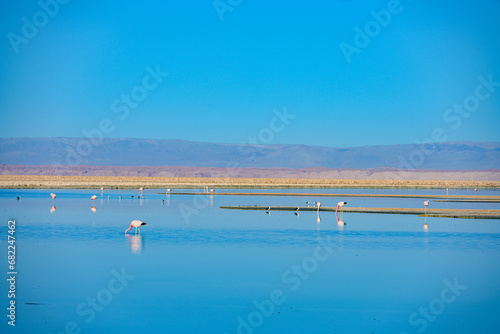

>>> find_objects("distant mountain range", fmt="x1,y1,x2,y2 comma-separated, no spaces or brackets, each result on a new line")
0,137,499,170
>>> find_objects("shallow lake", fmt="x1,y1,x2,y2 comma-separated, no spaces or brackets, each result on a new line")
1,188,499,333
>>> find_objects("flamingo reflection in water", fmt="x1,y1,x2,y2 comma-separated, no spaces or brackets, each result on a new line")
126,234,143,254
336,211,346,230
50,205,56,213
423,216,429,232
336,218,346,230
90,206,97,213
316,202,321,223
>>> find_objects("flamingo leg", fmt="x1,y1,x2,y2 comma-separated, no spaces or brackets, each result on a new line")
138,228,141,235
135,227,138,234
341,207,344,220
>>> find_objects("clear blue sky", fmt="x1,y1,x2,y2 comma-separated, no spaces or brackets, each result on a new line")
1,0,499,147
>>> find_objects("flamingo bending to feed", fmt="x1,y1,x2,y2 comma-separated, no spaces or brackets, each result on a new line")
423,200,429,214
336,201,347,219
125,220,147,234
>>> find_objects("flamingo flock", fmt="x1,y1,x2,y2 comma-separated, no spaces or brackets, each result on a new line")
42,187,445,236
47,188,152,234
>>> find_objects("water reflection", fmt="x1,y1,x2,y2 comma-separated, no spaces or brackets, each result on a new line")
126,234,143,254
336,213,346,230
90,206,97,213
337,219,346,230
316,202,321,223
50,205,56,213
423,216,429,232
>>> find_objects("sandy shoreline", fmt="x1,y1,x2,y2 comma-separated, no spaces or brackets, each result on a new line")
1,175,499,189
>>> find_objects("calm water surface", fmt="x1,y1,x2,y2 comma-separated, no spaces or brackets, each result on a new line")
0,189,499,334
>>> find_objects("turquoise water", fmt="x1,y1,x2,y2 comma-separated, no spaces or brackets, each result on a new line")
1,189,499,333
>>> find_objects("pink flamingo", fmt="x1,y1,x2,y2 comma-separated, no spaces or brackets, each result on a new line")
423,200,429,214
50,193,56,202
91,195,97,203
101,187,104,195
336,201,347,220
125,220,147,235
166,189,171,194
139,187,143,195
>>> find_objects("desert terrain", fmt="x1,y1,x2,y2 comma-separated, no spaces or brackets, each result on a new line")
1,174,498,189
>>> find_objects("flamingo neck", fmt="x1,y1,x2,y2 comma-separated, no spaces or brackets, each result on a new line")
125,226,132,234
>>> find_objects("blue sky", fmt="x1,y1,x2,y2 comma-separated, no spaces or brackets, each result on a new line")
0,0,499,147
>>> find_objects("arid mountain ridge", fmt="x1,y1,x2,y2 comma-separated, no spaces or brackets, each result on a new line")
1,137,499,170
